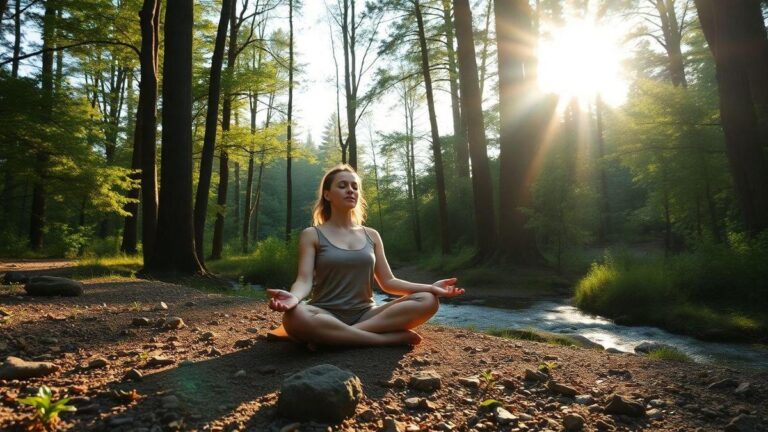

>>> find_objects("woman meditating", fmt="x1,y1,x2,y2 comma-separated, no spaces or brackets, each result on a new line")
267,164,464,346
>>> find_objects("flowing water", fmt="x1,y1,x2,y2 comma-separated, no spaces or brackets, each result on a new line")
373,293,768,371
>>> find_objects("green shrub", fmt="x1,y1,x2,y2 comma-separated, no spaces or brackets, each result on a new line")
208,236,299,289
647,347,691,362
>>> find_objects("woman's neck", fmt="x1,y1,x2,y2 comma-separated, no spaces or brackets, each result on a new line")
326,210,356,229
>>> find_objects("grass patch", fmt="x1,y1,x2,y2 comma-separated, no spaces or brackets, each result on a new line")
574,243,768,343
647,347,691,362
486,327,595,348
71,255,143,279
207,236,298,289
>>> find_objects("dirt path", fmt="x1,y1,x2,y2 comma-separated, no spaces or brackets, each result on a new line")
0,262,766,431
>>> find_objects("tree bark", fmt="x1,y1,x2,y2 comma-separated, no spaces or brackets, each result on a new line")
29,0,56,250
11,0,21,77
454,0,497,258
415,0,450,255
495,0,543,263
695,0,768,235
138,0,159,265
121,76,140,254
654,0,687,87
211,1,239,260
145,0,205,275
194,0,233,262
286,0,294,241
342,0,358,169
441,0,469,177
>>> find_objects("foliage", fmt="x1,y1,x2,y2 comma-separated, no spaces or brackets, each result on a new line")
574,242,768,342
17,386,76,430
207,236,300,289
647,347,691,362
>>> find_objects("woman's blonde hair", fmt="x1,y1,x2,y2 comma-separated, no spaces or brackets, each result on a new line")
311,164,367,226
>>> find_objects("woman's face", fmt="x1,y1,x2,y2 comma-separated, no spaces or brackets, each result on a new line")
324,171,359,211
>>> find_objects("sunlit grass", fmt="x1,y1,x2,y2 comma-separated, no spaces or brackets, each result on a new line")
647,347,691,362
72,254,142,279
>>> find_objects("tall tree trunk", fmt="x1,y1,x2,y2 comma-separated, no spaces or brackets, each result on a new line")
368,128,384,233
342,0,358,169
454,0,497,258
286,0,294,240
211,1,239,260
29,0,56,250
478,0,493,96
695,0,768,235
441,0,469,177
11,0,21,77
121,75,140,254
234,161,240,234
0,0,7,34
146,0,205,275
415,0,449,255
743,0,768,147
594,95,611,243
495,0,543,263
243,90,257,253
194,0,233,262
138,0,159,265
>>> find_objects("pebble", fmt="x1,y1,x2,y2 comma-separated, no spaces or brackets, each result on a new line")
409,370,441,392
381,417,401,432
547,380,577,396
234,339,252,348
734,382,751,396
161,395,180,409
405,397,421,409
131,317,151,327
494,406,517,425
234,369,246,378
123,369,143,381
647,408,663,419
458,377,480,388
563,413,585,430
163,317,185,329
524,368,548,382
208,347,223,357
604,394,645,417
201,331,216,341
87,358,109,369
146,356,175,367
575,394,594,405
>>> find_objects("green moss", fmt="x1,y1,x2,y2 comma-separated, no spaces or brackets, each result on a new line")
647,347,691,362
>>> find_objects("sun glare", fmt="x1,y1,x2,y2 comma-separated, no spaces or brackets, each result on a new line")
537,19,628,108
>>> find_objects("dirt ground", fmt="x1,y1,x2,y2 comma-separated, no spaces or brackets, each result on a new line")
0,260,766,431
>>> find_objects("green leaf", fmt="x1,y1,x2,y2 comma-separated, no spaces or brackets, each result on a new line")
479,399,503,409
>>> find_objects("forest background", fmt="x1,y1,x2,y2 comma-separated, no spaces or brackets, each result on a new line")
1,0,767,343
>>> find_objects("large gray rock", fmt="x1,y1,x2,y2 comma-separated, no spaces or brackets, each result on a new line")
2,271,29,284
725,414,759,432
278,364,363,423
0,356,59,380
24,276,83,297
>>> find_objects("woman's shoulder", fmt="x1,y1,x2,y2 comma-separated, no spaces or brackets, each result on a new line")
361,226,382,242
299,226,321,243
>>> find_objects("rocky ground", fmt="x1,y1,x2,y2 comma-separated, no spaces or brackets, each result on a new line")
0,261,766,432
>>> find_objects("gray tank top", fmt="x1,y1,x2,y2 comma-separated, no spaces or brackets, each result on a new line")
308,226,376,312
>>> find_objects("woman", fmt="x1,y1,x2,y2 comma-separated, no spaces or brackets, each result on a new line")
267,164,464,346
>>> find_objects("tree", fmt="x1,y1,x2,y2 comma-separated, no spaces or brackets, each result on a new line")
440,0,468,177
694,0,768,236
285,0,294,241
144,0,205,275
453,0,496,258
194,0,233,263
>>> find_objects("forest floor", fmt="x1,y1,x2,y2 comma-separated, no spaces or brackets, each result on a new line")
0,260,766,432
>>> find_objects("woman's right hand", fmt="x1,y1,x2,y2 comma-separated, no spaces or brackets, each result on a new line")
266,289,299,312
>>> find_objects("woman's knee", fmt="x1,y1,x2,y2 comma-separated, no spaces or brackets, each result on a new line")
282,305,312,334
412,291,439,315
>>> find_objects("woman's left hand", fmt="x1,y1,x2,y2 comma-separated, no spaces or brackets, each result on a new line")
431,277,465,298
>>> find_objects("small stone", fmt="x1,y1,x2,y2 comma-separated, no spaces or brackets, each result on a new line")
409,370,441,392
494,406,517,425
158,302,168,310
234,339,252,349
246,327,259,333
280,423,301,432
604,394,645,417
131,317,151,327
87,358,109,369
161,395,180,409
435,421,454,431
123,369,143,381
381,417,401,432
163,317,185,330
208,347,223,357
358,408,376,422
595,419,614,430
734,382,751,396
405,397,421,409
0,356,59,380
458,377,480,389
234,369,246,378
146,356,175,367
184,301,196,307
647,408,663,419
575,394,594,405
708,378,738,390
563,413,585,430
524,368,548,382
201,331,216,341
547,380,577,396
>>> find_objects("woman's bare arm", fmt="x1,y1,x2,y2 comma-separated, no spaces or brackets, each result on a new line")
267,228,316,311
367,228,464,298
